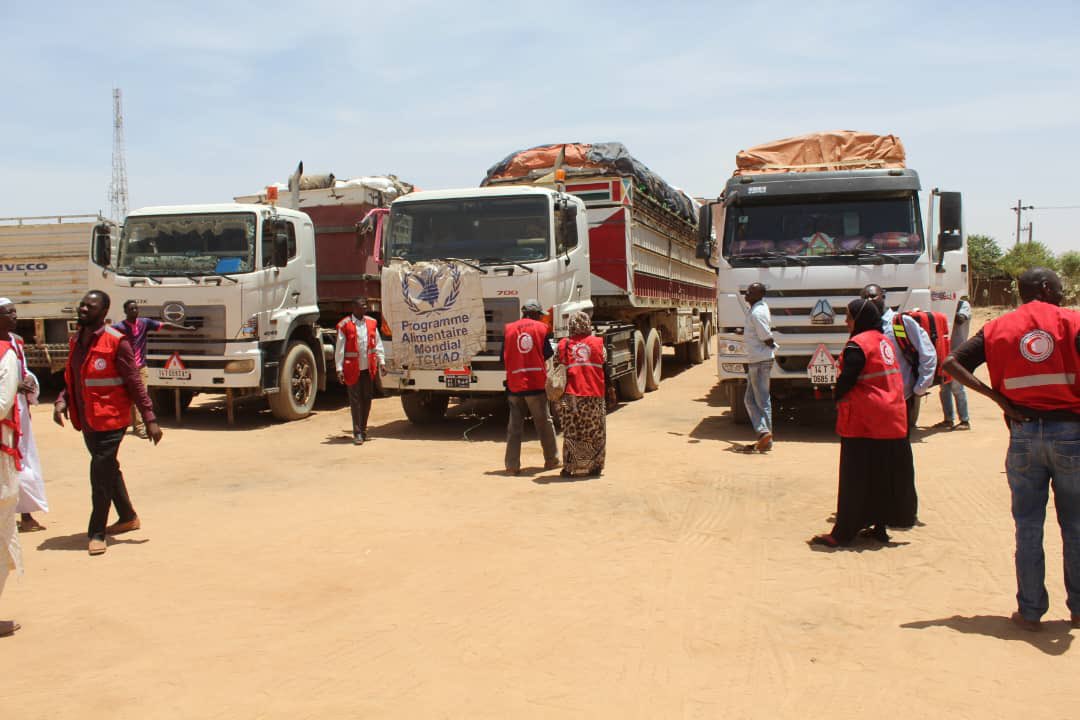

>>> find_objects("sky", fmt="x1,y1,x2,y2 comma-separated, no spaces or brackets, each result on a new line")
2,1,1078,253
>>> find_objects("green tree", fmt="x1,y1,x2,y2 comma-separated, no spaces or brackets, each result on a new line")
999,241,1058,278
966,234,1003,304
1059,250,1080,304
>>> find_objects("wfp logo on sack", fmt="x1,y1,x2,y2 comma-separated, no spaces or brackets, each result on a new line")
401,264,462,316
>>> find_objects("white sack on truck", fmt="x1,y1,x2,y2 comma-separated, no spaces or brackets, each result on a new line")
734,131,906,175
383,260,486,370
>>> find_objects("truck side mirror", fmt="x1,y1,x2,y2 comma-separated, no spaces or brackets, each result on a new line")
273,232,289,267
938,233,962,253
92,223,112,268
938,191,962,234
695,204,713,259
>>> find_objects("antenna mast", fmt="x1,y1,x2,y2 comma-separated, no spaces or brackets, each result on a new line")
109,88,129,222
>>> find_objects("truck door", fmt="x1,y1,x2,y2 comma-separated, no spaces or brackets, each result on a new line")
553,201,591,327
259,218,302,337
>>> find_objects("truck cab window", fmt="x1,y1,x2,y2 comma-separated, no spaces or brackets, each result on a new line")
556,206,578,253
262,220,297,267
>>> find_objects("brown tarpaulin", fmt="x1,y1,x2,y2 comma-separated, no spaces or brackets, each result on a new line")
734,131,906,175
485,143,604,180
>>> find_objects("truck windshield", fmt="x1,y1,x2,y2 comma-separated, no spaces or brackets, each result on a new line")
116,213,257,276
723,197,922,266
384,196,550,264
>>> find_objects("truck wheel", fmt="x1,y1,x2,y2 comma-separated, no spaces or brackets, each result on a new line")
702,321,714,360
644,328,662,391
268,342,318,421
616,329,647,401
401,391,449,424
690,327,705,365
727,381,750,425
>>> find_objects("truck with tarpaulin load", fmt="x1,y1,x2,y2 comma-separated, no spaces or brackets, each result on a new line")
87,167,411,423
694,131,967,422
379,142,717,424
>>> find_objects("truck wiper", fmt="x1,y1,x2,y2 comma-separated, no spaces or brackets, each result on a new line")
202,273,240,284
851,248,900,265
478,258,535,274
738,251,805,267
440,257,489,274
126,271,162,285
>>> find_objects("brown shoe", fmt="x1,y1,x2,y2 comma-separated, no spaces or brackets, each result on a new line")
1010,611,1041,632
544,459,562,470
506,467,520,476
755,432,773,452
0,620,19,637
105,517,140,536
88,538,107,556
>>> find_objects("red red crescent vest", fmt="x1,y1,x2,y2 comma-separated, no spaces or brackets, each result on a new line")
64,326,133,432
503,318,549,393
983,301,1080,413
560,335,605,397
836,329,907,439
0,340,23,470
892,310,952,385
337,315,380,385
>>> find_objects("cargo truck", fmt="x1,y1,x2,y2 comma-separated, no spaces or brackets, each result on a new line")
694,132,967,422
0,214,105,375
380,142,717,423
88,169,409,422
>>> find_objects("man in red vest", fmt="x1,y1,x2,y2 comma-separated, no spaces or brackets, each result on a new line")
53,291,162,556
0,301,24,637
335,297,385,445
943,268,1080,631
502,299,558,475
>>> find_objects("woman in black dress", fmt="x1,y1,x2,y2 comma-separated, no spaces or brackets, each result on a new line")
811,298,912,547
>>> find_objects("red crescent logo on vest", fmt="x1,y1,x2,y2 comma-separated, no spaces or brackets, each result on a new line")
93,358,107,371
573,343,591,363
1020,329,1054,363
516,332,534,354
879,339,895,365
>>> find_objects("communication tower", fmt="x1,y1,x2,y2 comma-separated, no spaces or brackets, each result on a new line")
109,88,129,222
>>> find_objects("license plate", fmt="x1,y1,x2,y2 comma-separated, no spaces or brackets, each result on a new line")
809,366,837,385
445,375,471,389
159,368,191,381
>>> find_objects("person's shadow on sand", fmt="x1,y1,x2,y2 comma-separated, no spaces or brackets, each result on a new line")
901,615,1074,656
36,532,150,552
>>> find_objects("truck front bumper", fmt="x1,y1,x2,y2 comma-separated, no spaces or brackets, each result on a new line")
145,342,262,390
386,367,507,395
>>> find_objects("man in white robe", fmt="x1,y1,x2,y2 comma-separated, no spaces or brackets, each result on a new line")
0,302,24,637
0,298,48,532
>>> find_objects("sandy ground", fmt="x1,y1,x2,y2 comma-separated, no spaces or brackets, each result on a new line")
5,309,1079,719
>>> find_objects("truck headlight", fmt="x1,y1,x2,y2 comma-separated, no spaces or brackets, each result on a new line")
721,340,745,356
224,360,255,374
722,363,748,374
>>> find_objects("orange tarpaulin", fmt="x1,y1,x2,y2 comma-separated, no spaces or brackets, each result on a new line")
485,143,604,180
734,131,906,175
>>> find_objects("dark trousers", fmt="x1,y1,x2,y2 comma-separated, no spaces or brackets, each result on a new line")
83,429,137,539
347,373,375,437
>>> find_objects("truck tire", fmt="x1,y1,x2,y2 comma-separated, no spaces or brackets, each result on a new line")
689,327,705,365
644,328,662,391
401,391,449,424
702,320,714,360
268,341,318,421
727,381,750,425
616,329,647,401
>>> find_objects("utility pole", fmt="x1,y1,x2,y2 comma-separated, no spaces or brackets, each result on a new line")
109,88,129,223
1011,199,1033,246
1026,221,1034,244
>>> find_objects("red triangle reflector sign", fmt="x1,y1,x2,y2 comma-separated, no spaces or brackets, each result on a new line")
164,352,187,371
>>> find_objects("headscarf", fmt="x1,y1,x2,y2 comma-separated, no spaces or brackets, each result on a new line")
846,297,882,338
568,311,592,338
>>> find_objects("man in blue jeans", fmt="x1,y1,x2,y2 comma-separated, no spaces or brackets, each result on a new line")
943,268,1080,631
742,283,775,452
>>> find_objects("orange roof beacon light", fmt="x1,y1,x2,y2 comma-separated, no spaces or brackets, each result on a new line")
266,185,279,205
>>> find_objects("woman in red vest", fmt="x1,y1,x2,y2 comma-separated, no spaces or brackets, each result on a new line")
557,312,607,477
811,298,909,547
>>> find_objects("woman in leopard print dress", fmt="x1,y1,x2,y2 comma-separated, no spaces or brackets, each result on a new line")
557,312,607,477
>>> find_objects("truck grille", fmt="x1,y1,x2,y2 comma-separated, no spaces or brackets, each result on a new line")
142,304,228,356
